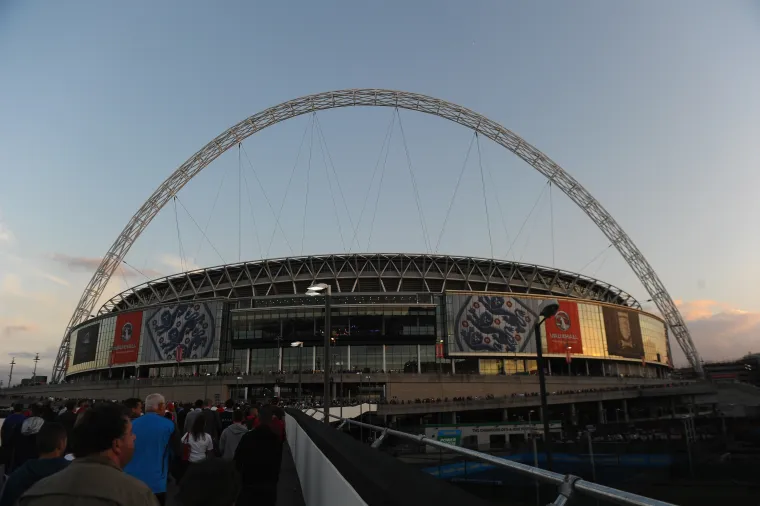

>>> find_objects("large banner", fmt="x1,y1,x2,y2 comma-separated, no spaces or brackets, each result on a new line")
111,312,143,365
72,322,100,365
142,302,217,362
545,300,584,354
452,294,540,354
602,306,644,358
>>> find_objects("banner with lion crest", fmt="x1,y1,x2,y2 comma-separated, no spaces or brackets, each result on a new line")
451,294,541,354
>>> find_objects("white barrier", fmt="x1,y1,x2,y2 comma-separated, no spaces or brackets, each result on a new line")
301,404,376,421
285,413,367,506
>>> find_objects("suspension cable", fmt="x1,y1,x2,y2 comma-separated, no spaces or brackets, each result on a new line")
365,113,396,252
483,149,513,261
549,181,555,268
193,148,232,260
476,133,495,259
591,247,613,278
314,115,356,244
315,118,347,251
434,132,475,253
121,259,153,283
348,110,396,253
240,151,264,260
172,196,186,272
301,113,315,256
239,144,296,256
174,195,226,264
505,181,550,261
396,108,432,253
578,243,613,274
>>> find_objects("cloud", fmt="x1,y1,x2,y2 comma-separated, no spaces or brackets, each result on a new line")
0,211,12,243
160,254,200,273
3,324,36,338
50,253,163,279
671,299,760,366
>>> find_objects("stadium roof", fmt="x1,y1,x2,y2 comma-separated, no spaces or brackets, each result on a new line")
99,253,640,315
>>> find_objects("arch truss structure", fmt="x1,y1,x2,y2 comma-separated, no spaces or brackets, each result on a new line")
52,89,701,381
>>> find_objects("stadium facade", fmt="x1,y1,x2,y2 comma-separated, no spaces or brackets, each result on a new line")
63,253,673,394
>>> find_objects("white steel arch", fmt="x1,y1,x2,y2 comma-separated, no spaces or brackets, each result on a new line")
52,89,702,380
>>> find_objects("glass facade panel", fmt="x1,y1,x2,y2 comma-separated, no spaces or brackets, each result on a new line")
385,345,418,373
349,345,383,372
640,314,669,365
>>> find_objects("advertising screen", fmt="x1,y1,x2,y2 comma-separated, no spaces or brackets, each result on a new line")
142,302,217,363
72,322,100,365
451,294,540,354
437,429,462,446
111,312,143,365
602,306,644,359
545,300,584,354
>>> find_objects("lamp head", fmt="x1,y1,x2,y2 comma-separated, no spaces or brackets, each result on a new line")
291,341,304,347
539,299,560,319
306,283,329,295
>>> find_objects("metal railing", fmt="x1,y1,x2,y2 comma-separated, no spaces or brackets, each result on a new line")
321,410,676,506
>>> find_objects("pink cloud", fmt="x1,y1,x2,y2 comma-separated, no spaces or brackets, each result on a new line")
50,253,163,279
671,299,760,366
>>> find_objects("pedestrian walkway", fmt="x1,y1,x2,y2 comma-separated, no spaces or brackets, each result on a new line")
166,443,304,506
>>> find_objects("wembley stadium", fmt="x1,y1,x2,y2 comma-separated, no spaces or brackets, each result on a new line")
62,253,673,397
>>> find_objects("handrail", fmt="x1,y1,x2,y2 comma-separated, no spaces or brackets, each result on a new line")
321,410,676,506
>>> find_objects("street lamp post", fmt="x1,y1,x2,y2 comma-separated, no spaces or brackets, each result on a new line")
307,283,332,424
533,299,560,472
528,409,534,425
291,341,304,403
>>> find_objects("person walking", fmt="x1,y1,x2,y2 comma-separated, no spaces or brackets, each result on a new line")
56,401,77,445
1,403,27,475
182,400,204,434
180,414,214,478
233,406,283,506
124,394,181,506
218,410,247,460
201,400,222,452
10,404,46,473
18,403,158,506
0,423,69,506
175,459,240,506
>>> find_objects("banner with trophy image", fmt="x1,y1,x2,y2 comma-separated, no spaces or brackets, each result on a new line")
602,306,644,359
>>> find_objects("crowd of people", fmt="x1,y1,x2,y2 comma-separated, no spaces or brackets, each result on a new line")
0,395,289,506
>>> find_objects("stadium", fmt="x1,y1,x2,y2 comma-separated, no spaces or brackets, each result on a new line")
61,252,672,399
31,89,699,404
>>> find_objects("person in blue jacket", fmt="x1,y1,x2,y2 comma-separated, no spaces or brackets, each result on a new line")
0,422,69,506
124,393,181,506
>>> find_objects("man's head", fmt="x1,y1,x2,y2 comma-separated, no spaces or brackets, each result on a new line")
78,400,89,411
71,403,135,468
194,399,204,409
29,403,42,417
65,400,76,411
143,394,165,414
12,403,23,413
36,422,67,458
225,399,234,410
204,399,213,409
249,406,259,417
232,409,244,424
123,398,143,418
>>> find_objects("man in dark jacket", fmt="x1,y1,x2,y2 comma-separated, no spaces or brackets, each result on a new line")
233,406,283,506
219,399,234,432
201,400,222,449
10,404,46,473
56,401,77,452
1,403,26,472
0,423,69,506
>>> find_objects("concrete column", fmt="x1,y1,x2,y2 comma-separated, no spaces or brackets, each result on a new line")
450,412,457,424
622,398,630,423
585,360,590,376
548,359,552,375
670,397,676,418
347,345,351,371
615,363,620,376
382,345,387,373
601,363,606,376
451,359,456,374
570,403,578,425
312,346,316,372
278,346,283,372
502,408,509,422
331,381,337,400
245,349,251,374
598,401,605,424
417,344,421,374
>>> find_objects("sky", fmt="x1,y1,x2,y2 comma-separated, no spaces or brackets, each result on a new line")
1,1,760,383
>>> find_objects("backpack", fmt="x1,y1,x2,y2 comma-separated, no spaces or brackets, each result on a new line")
180,433,192,462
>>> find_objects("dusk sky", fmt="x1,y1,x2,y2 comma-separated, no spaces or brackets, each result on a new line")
1,1,759,382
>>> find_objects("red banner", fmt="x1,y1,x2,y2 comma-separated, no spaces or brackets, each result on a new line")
545,300,584,354
435,342,445,359
111,312,143,364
